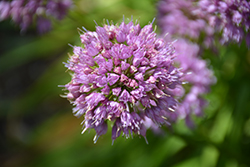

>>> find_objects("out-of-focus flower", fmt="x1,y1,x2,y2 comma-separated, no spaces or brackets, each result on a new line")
171,39,215,127
157,0,214,47
157,0,216,127
198,0,250,46
157,0,250,47
0,0,72,33
63,18,183,143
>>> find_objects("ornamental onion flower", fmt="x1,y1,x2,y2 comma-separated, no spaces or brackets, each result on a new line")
171,39,215,127
157,0,250,47
157,0,216,127
0,0,72,33
157,0,214,47
198,0,250,46
63,18,183,143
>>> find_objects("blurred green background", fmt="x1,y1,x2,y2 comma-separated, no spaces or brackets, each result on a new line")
0,0,250,167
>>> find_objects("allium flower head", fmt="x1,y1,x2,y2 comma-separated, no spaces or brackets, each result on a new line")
157,0,214,47
0,0,72,33
157,0,250,47
198,0,250,46
170,39,215,127
157,0,216,126
63,18,183,143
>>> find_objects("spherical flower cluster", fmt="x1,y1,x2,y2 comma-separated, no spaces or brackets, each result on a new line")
171,39,215,127
157,0,216,126
157,0,250,47
63,19,183,143
157,0,214,47
199,0,250,46
0,0,72,33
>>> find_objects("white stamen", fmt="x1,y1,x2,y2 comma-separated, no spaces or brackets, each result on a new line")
81,127,88,134
82,26,88,32
68,43,74,48
93,20,98,26
93,135,99,144
151,17,156,24
106,19,110,25
168,107,175,112
144,136,149,144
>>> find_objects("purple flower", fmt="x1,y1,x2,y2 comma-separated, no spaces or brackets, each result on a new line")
0,0,72,33
46,0,72,20
157,0,214,47
157,0,217,128
0,1,10,20
157,0,250,47
37,17,51,34
198,0,250,46
63,18,183,143
171,39,215,126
